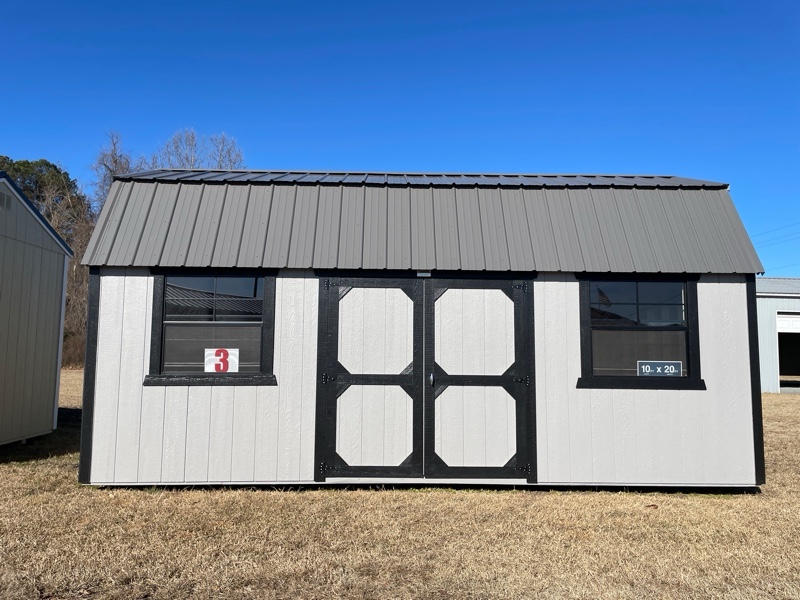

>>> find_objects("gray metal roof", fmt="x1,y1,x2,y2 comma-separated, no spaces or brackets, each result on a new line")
83,170,763,274
756,278,800,296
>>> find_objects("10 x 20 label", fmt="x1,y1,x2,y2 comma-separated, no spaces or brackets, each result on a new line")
637,361,682,377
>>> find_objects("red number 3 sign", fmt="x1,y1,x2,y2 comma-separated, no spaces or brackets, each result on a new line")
214,348,230,372
204,348,240,373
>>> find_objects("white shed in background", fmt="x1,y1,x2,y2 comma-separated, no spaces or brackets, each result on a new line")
79,170,765,488
0,171,73,445
756,278,800,393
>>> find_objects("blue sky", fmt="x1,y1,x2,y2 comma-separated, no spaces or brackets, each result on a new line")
2,1,798,275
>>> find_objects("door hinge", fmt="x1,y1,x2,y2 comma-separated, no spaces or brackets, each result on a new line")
517,463,532,475
512,282,529,292
322,373,337,384
319,462,326,474
513,375,530,386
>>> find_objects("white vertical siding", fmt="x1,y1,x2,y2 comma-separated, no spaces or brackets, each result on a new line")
90,273,125,482
113,275,150,482
184,387,212,482
138,387,165,482
161,387,188,481
0,232,66,445
90,267,757,486
535,273,757,486
756,295,800,392
254,387,280,481
231,387,257,482
90,269,318,484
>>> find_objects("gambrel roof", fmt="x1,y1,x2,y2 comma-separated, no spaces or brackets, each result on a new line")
83,170,763,273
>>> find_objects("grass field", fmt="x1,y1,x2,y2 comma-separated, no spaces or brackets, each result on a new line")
0,371,798,598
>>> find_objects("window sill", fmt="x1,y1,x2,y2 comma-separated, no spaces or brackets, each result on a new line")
576,377,707,391
143,374,278,387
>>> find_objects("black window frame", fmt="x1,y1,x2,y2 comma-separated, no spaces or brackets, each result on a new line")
143,269,278,386
576,274,706,390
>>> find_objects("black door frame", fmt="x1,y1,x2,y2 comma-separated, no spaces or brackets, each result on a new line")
314,274,536,483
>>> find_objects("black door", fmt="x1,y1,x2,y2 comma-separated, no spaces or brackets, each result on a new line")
314,276,534,482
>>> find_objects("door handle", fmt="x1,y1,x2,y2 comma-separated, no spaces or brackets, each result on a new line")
429,373,434,387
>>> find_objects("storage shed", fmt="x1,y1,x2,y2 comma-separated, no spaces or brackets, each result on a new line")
80,170,764,487
756,277,800,393
0,171,73,445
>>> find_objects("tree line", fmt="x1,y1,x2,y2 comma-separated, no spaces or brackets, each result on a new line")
1,129,246,366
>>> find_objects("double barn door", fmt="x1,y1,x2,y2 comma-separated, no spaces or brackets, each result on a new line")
314,277,534,482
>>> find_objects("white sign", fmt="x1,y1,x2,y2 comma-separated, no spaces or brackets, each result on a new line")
637,360,682,377
205,348,239,373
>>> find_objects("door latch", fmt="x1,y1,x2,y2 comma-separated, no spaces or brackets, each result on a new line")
429,373,435,387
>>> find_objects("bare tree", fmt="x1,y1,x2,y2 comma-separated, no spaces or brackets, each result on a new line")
90,131,136,212
148,128,247,170
209,132,246,169
151,128,204,169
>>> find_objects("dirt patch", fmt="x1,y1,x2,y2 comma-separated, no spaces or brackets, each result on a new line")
0,375,797,598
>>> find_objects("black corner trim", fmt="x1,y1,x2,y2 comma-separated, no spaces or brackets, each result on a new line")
143,374,277,386
149,274,165,376
686,280,703,381
746,274,765,485
261,277,277,375
314,277,331,482
579,281,592,379
576,377,707,390
79,267,101,484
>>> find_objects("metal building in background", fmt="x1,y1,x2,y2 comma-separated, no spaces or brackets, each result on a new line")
756,278,800,393
0,171,73,445
80,170,765,488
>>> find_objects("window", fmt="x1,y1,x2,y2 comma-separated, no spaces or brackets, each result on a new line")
144,273,277,386
576,276,705,390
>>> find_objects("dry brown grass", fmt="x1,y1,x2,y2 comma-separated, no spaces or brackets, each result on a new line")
57,370,84,409
0,374,798,598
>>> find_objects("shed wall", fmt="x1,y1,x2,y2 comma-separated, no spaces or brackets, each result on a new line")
757,296,800,392
88,270,757,486
0,186,67,444
534,273,756,486
88,268,318,484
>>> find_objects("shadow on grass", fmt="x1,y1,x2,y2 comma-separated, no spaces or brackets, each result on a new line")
0,408,81,464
